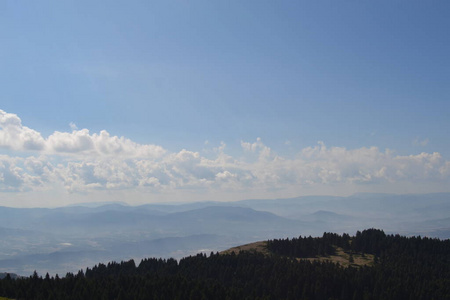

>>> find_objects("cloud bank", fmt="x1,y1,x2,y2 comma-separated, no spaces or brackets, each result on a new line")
0,109,449,203
0,110,165,158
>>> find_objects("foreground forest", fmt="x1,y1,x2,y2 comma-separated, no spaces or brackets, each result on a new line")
1,229,449,300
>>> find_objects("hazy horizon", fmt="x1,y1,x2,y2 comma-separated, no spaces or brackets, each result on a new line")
1,191,449,209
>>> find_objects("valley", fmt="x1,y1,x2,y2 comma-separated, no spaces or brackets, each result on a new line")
0,192,449,276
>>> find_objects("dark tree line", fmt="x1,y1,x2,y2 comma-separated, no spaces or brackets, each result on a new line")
1,229,449,300
266,232,352,257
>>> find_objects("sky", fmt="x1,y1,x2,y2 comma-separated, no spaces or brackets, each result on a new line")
0,1,449,207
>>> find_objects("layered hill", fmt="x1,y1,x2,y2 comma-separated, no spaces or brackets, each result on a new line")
1,192,449,276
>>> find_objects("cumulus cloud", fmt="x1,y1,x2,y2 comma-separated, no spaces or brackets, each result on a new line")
0,110,165,158
0,155,50,192
47,129,166,158
0,109,449,199
0,156,25,191
241,137,273,161
241,137,263,152
0,110,46,151
47,140,449,195
2,140,450,196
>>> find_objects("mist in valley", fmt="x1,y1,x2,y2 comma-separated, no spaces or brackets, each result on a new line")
1,192,449,276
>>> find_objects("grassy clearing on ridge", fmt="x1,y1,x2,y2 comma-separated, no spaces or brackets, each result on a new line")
221,241,375,267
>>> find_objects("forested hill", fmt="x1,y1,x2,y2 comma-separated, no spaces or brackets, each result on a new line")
1,229,449,300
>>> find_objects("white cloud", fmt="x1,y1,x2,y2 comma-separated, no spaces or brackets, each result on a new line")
241,137,264,152
47,129,95,153
69,122,78,131
55,160,139,192
2,141,450,199
0,155,49,192
0,156,25,191
0,110,165,158
46,129,167,158
241,137,273,161
0,110,46,151
0,109,450,203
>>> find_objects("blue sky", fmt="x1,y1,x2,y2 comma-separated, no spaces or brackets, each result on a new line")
0,1,449,207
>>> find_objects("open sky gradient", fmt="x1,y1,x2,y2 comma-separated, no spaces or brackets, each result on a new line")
1,1,449,207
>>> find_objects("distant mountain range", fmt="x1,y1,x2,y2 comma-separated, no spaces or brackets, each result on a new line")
0,192,449,276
